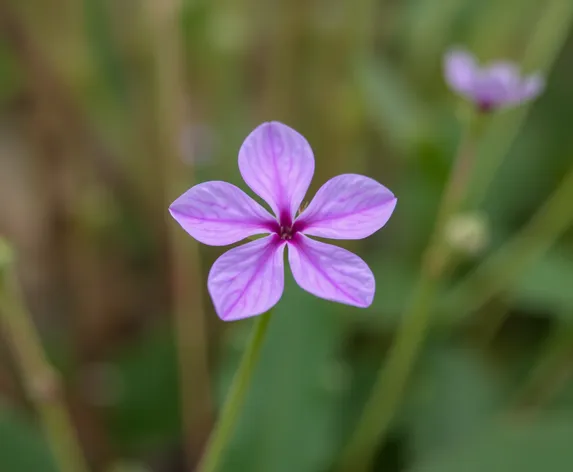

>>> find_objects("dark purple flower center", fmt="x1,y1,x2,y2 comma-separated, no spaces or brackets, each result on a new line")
477,100,495,113
280,225,294,240
274,209,305,241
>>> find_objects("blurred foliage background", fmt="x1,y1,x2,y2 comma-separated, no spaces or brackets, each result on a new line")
1,0,573,471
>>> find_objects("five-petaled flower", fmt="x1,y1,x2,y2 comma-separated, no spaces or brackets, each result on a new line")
444,48,544,112
170,121,397,321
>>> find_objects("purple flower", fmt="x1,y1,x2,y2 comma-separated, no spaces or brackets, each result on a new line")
169,122,397,321
444,49,544,112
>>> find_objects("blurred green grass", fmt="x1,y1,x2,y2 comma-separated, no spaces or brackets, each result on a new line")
1,0,573,471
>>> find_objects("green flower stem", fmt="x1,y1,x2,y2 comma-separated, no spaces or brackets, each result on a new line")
196,311,273,472
0,243,89,472
434,0,573,338
337,5,573,468
337,114,482,472
341,153,573,472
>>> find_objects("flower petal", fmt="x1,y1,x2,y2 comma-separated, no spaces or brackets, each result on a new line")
473,65,544,109
295,174,397,240
471,74,510,108
238,122,315,223
515,73,545,104
288,234,375,308
169,181,276,246
486,62,521,90
208,235,286,321
444,49,477,95
470,62,520,107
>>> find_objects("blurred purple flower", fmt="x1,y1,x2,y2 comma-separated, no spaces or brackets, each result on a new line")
444,49,545,112
170,122,397,321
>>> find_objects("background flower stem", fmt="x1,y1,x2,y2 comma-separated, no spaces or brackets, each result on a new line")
196,310,273,472
0,242,89,472
337,111,483,472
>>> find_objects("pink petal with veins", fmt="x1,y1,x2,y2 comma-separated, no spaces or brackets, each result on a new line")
287,234,375,308
239,122,315,222
296,174,396,240
208,235,286,321
169,181,276,246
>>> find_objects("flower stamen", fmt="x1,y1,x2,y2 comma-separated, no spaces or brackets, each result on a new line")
279,226,293,240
